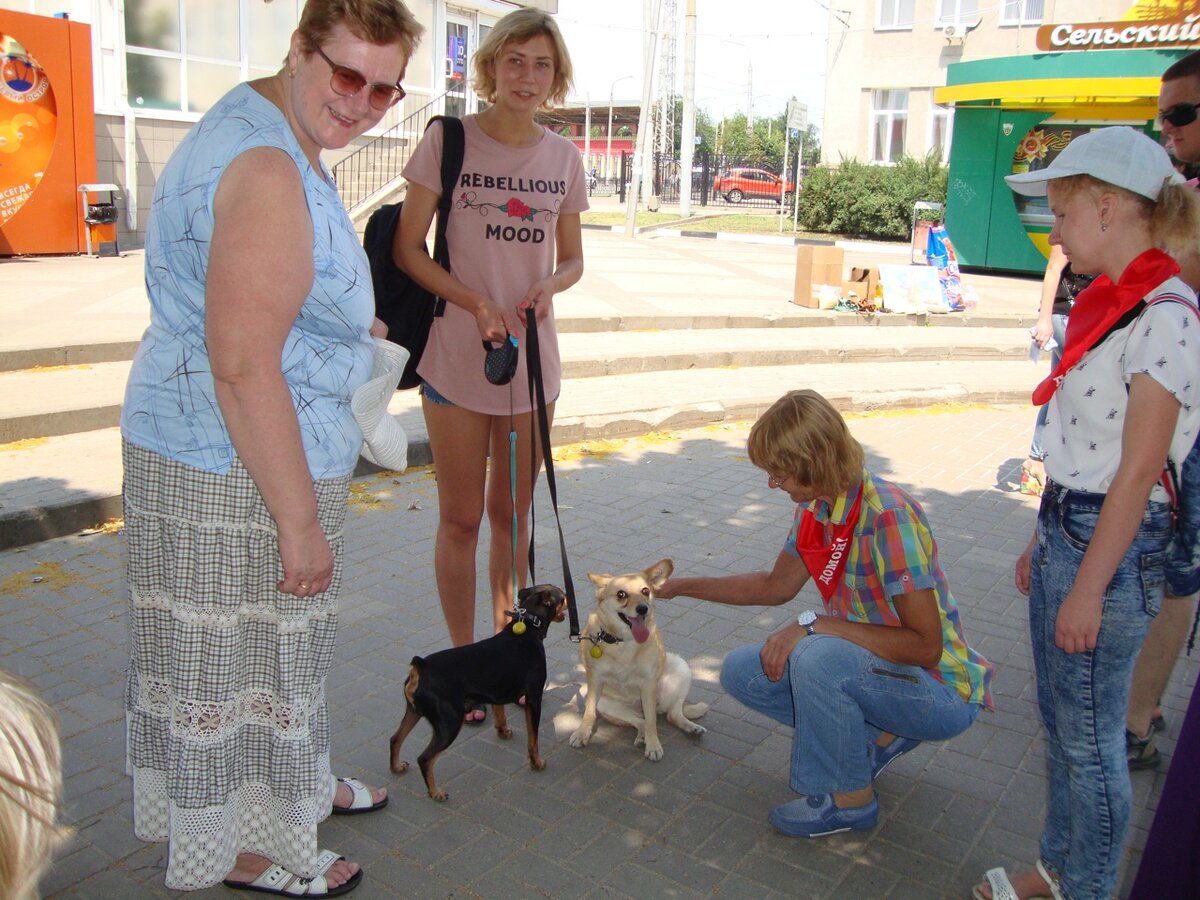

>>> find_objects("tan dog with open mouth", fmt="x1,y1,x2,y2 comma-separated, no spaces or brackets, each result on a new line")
568,559,708,761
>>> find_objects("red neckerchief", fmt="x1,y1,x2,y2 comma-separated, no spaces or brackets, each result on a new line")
1032,249,1180,406
794,484,864,602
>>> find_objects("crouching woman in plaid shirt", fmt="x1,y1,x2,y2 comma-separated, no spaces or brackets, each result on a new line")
659,389,994,838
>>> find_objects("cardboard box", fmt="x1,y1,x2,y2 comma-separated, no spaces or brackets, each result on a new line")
793,245,844,308
841,266,878,305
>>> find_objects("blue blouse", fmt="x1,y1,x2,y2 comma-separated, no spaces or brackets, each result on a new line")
121,83,373,479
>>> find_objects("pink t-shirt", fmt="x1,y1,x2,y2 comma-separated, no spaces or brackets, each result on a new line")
402,116,589,414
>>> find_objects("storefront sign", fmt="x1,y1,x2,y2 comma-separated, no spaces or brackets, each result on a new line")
1036,16,1200,51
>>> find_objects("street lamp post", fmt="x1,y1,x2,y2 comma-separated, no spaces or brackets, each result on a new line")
607,74,633,182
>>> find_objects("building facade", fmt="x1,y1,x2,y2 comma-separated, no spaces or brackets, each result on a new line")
820,1,1134,165
0,0,550,249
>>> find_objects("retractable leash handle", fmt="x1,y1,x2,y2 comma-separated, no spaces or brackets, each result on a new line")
524,314,582,639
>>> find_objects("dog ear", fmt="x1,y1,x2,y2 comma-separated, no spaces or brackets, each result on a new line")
586,571,611,589
644,558,674,589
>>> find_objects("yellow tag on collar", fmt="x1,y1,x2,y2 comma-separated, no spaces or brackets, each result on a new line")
512,620,526,635
589,644,603,659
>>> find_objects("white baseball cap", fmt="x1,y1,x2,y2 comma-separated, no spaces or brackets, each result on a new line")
1005,126,1183,200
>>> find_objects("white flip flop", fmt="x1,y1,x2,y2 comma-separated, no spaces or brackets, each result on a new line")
331,776,388,815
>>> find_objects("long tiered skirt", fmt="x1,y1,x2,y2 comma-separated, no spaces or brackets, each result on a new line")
122,440,348,890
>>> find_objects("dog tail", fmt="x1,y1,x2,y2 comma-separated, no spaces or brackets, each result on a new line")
404,659,424,705
683,701,708,719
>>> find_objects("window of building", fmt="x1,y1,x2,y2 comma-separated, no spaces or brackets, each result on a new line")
877,0,915,30
937,0,978,28
124,0,300,113
1000,0,1044,26
871,90,908,163
929,102,953,161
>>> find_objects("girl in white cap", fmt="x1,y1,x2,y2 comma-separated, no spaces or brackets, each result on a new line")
974,127,1200,900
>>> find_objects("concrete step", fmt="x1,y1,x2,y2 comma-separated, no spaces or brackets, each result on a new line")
0,357,1041,550
0,328,1034,443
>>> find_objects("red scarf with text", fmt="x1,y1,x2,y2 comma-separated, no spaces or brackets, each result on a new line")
1032,249,1180,406
794,485,863,602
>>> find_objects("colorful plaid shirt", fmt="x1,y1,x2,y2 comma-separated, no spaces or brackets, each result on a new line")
785,469,995,708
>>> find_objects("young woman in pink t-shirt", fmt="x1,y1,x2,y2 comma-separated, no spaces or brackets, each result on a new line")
395,9,587,724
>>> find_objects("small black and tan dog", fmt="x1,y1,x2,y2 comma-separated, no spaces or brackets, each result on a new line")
389,583,568,801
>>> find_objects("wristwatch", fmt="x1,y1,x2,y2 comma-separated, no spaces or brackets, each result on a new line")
797,610,818,636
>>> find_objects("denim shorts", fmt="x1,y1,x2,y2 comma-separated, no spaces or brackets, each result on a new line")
421,380,454,407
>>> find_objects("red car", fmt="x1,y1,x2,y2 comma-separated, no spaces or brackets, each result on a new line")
713,167,794,203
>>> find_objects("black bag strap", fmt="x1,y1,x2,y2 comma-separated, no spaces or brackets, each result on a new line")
428,115,464,317
524,315,580,639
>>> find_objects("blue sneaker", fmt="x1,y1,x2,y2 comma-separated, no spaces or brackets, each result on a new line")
768,793,879,838
869,735,920,779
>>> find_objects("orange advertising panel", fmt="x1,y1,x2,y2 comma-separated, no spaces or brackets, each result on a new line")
1,44,58,225
0,9,96,256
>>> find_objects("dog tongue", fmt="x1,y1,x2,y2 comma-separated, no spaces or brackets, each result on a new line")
630,616,650,644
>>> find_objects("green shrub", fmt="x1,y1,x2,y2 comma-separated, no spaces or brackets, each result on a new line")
797,154,947,240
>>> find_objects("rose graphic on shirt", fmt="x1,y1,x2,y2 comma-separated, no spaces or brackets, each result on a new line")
503,197,534,221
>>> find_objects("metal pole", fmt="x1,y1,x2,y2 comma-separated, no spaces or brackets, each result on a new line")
679,0,696,217
625,0,663,238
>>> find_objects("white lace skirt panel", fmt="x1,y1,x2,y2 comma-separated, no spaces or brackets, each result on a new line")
121,440,348,890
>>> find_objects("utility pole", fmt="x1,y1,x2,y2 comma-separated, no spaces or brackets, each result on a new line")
625,0,663,238
679,0,696,216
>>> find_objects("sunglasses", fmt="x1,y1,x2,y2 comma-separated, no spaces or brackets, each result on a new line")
1158,101,1200,129
313,46,405,111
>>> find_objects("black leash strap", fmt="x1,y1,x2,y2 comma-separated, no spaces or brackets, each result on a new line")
524,314,581,639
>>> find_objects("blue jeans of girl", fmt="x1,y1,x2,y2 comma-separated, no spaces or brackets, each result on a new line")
720,635,978,795
1030,482,1169,899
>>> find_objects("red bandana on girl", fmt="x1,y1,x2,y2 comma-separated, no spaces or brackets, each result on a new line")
794,483,864,602
1032,248,1180,406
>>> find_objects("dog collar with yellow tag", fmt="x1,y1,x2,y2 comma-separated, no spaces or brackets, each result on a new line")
584,629,622,658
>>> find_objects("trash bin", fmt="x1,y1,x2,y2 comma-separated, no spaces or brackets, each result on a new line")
910,200,943,265
79,183,121,257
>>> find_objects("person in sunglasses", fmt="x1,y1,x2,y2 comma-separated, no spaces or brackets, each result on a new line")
119,1,422,894
394,8,588,708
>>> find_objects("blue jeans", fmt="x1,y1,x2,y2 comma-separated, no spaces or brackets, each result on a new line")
1030,482,1169,899
720,635,979,795
1030,312,1067,460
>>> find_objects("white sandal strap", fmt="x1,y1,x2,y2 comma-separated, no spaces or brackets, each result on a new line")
1036,860,1066,900
248,864,309,895
984,867,1021,900
336,777,371,810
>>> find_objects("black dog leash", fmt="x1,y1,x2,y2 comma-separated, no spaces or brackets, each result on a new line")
524,314,581,640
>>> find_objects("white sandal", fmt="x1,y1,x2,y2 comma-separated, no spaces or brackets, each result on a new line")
223,849,362,897
331,776,388,815
970,861,1063,900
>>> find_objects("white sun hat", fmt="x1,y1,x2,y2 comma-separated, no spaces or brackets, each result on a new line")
1005,126,1183,200
351,337,409,471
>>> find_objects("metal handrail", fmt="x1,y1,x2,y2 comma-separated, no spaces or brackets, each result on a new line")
332,91,450,214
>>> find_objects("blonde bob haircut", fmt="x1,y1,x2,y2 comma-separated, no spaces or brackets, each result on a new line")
295,0,424,64
0,670,68,900
472,8,574,110
1046,174,1200,264
747,390,865,497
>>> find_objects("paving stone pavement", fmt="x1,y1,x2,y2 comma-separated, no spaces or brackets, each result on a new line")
2,404,1195,899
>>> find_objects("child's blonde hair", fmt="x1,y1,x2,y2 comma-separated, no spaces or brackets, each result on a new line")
0,670,67,900
1049,174,1200,262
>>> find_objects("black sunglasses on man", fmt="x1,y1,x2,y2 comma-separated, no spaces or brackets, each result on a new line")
1159,101,1200,129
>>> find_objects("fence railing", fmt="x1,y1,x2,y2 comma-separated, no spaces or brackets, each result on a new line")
331,92,449,215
